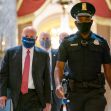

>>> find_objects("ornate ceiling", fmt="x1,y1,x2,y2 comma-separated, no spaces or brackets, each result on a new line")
17,0,45,17
17,0,111,25
17,0,111,17
81,0,111,18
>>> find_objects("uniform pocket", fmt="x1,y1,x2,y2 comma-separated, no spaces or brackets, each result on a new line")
89,45,103,53
68,46,81,61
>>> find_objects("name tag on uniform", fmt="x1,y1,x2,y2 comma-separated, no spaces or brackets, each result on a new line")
70,43,78,46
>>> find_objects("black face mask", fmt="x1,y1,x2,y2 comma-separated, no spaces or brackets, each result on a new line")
75,22,92,34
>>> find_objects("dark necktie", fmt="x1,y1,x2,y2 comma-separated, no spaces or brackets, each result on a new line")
21,50,30,94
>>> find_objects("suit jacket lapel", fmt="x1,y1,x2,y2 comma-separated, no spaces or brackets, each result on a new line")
32,47,39,78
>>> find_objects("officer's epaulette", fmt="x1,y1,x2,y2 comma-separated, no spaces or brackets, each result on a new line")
69,34,75,38
65,34,78,42
64,34,75,40
91,33,106,43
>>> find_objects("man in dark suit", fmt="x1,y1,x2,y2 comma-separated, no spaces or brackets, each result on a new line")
0,26,51,111
39,32,61,111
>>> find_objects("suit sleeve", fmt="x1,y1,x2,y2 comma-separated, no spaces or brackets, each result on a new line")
0,50,9,97
43,53,51,103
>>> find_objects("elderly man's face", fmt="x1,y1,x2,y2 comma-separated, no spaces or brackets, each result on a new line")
22,27,37,39
22,26,37,48
40,34,50,41
25,31,36,39
59,32,69,44
39,33,51,50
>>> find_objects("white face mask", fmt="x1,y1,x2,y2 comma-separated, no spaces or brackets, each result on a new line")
40,39,51,49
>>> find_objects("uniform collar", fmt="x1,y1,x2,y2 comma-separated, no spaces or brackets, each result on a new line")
77,31,92,41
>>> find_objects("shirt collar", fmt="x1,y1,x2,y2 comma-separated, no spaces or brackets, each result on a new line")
22,46,34,53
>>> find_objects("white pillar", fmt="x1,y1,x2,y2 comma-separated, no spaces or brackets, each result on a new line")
0,0,16,51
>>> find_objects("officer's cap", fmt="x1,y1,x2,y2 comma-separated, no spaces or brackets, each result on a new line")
70,2,96,19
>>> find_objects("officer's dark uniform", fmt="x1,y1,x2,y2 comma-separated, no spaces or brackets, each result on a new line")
57,2,111,111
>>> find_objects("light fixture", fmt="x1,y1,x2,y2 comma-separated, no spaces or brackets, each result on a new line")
56,0,73,34
50,0,74,49
57,0,72,14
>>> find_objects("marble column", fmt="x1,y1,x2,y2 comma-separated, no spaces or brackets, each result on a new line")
0,0,17,51
0,0,16,110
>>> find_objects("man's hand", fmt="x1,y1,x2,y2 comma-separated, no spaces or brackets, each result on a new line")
56,84,65,99
43,103,51,111
0,96,7,109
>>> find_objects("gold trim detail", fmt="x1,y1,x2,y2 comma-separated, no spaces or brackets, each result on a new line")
94,16,111,26
17,13,35,24
34,0,51,16
105,0,111,10
17,0,51,24
17,0,23,11
82,3,87,10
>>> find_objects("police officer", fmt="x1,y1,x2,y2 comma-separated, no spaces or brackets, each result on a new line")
54,2,111,111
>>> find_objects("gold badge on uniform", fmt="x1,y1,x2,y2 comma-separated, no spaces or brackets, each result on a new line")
93,40,99,45
82,3,87,10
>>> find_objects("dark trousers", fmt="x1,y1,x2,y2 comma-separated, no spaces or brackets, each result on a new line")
67,88,107,111
51,91,61,111
15,89,42,111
